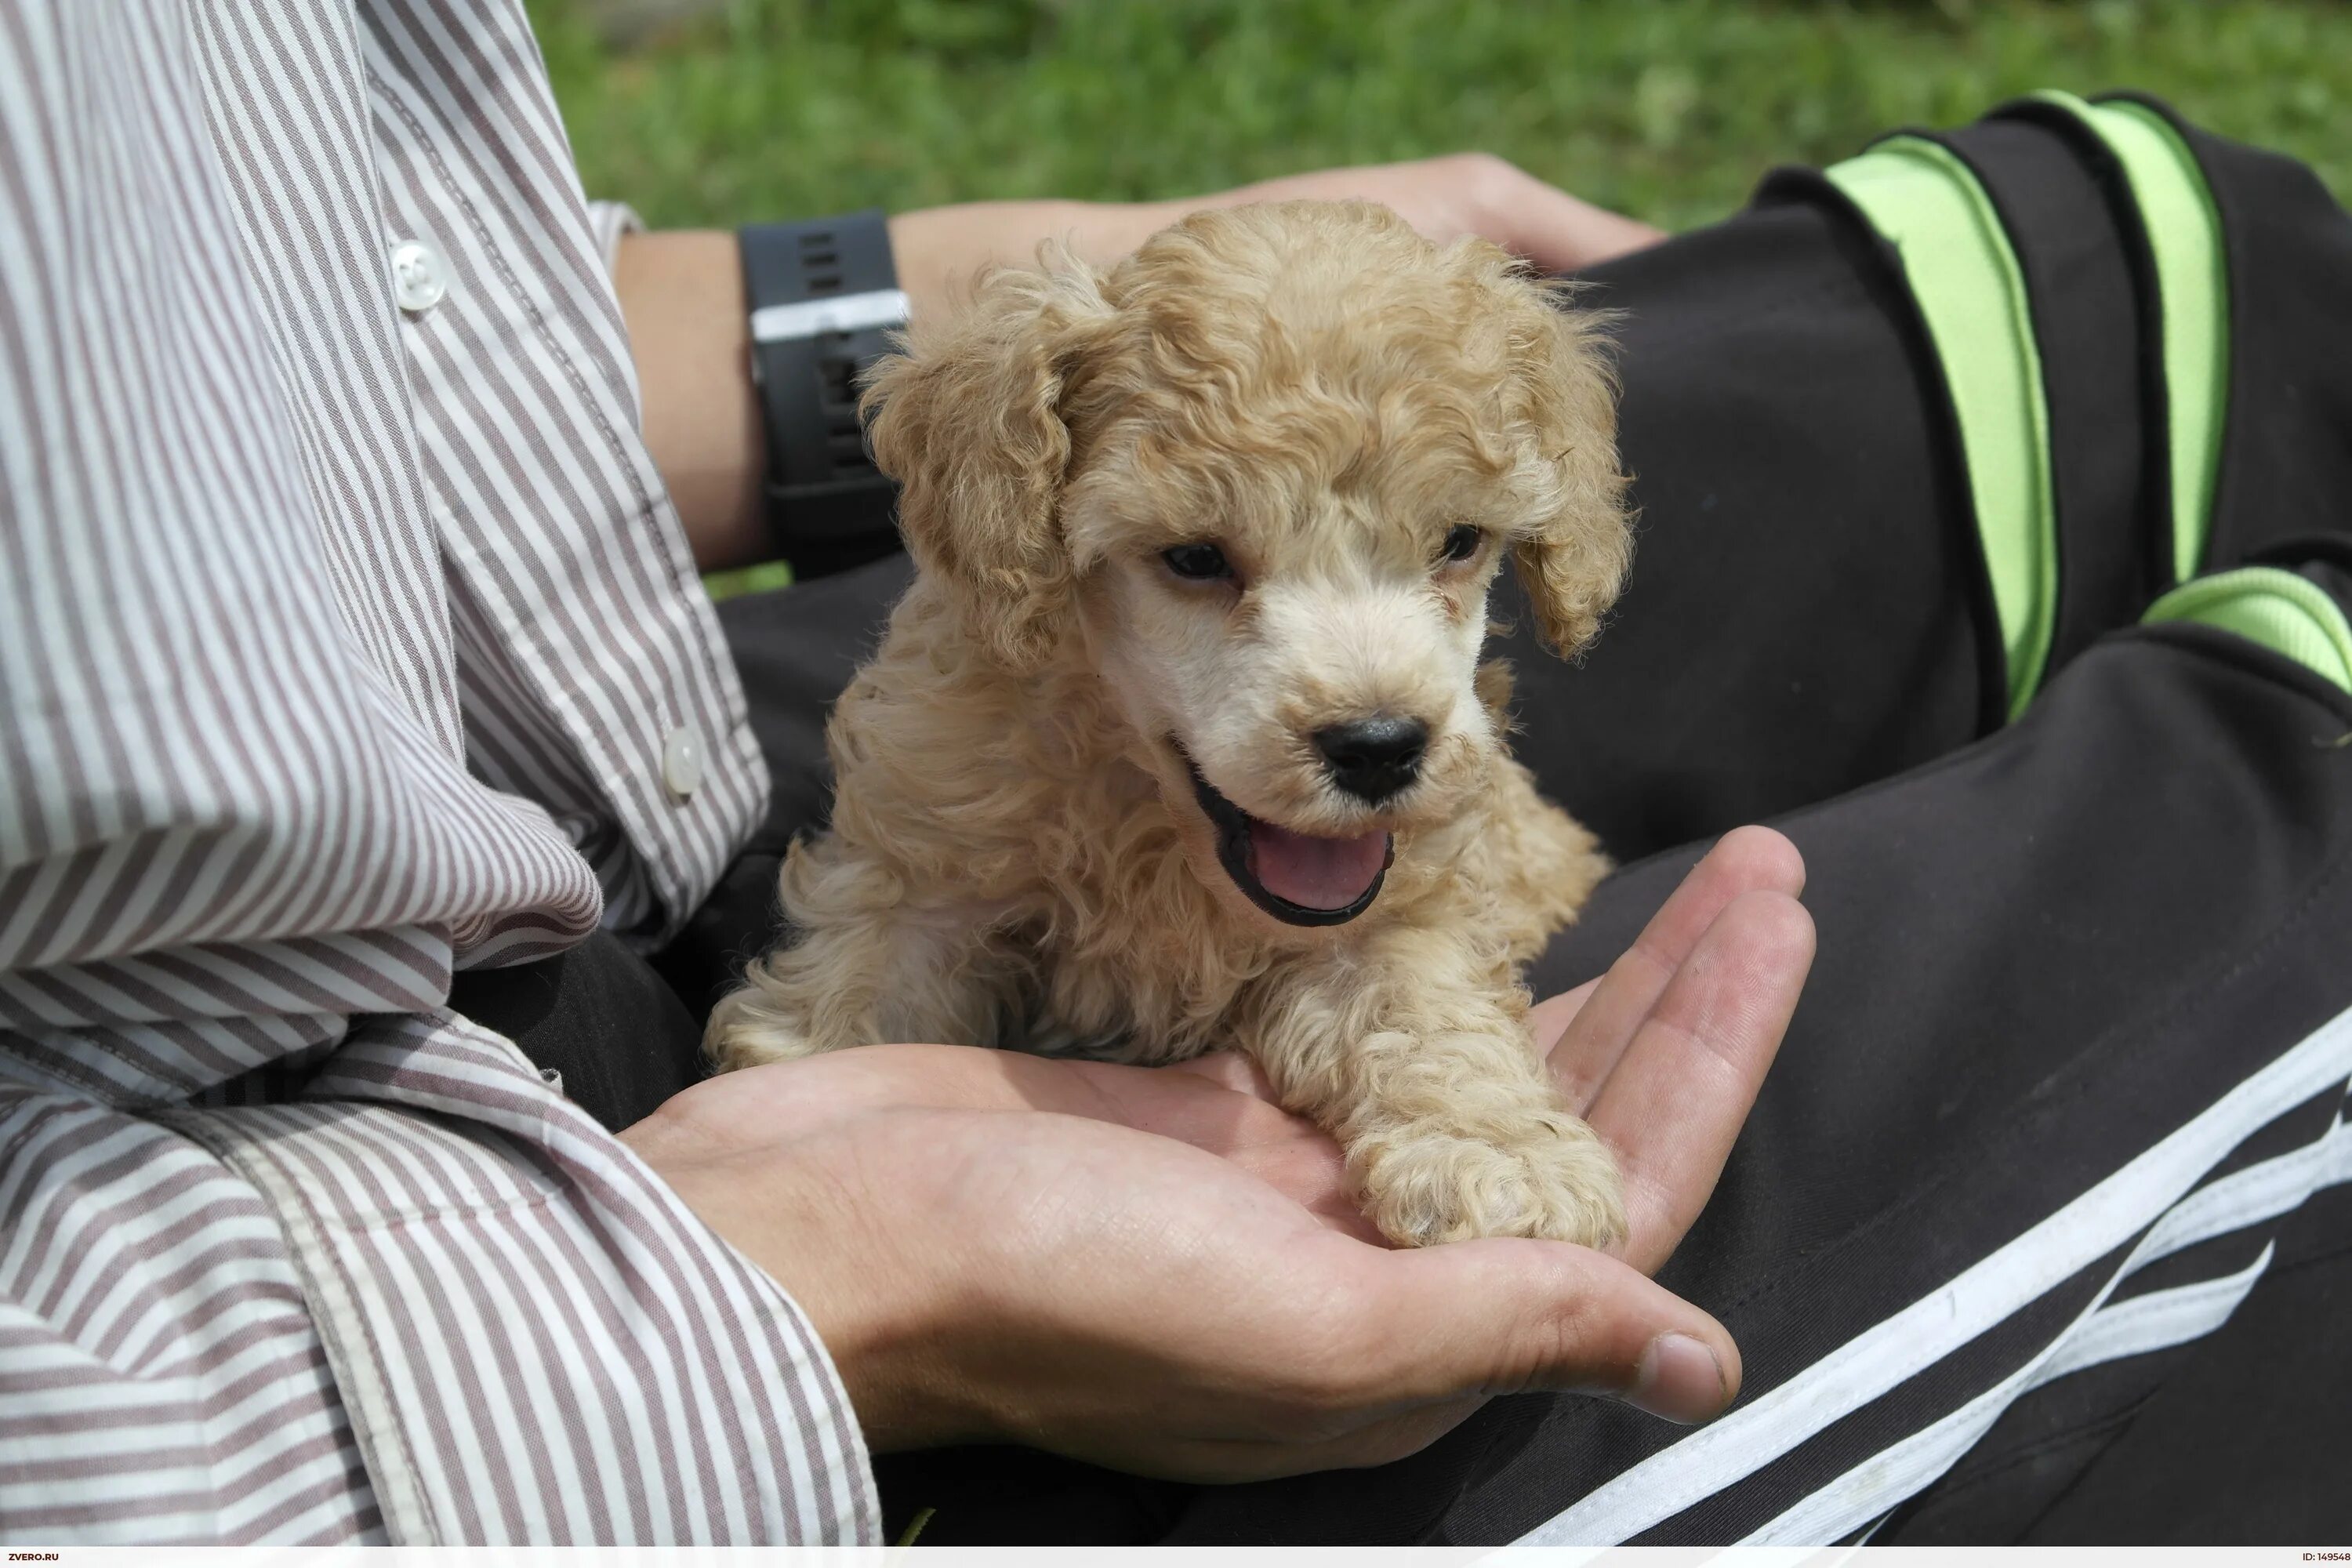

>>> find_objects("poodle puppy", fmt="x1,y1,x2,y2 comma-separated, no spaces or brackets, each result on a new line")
710,200,1632,1248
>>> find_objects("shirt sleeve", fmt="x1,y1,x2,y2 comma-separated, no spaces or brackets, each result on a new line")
0,4,871,1542
209,1014,877,1544
586,199,644,278
0,1016,880,1544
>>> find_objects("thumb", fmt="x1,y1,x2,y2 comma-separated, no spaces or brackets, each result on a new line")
1366,1238,1741,1424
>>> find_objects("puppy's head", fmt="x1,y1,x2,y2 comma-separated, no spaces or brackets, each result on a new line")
866,200,1628,931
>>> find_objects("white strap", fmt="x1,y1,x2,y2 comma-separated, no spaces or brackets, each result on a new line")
749,288,911,343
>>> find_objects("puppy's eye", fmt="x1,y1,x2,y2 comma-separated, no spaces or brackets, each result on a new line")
1438,524,1485,564
1162,543,1234,582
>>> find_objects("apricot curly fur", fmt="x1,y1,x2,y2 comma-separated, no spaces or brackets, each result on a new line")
710,201,1633,1248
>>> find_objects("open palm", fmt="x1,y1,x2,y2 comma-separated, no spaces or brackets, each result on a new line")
626,826,1810,1479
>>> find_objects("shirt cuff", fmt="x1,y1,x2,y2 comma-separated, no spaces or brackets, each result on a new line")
162,1011,880,1544
0,1084,387,1542
586,200,644,279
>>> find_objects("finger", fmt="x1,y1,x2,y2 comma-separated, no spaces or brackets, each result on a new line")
1332,1236,1741,1424
1549,826,1806,1110
1585,890,1815,1275
1528,975,1600,1055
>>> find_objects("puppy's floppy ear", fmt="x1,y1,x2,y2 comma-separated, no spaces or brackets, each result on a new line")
1494,271,1633,658
863,246,1112,673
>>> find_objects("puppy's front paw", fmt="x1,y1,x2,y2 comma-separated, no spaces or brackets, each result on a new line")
1354,1115,1626,1249
703,983,826,1073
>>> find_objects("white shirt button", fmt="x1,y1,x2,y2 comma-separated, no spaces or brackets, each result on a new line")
390,239,448,314
662,725,704,800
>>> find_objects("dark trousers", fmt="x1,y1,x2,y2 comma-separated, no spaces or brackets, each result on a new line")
458,98,2352,1544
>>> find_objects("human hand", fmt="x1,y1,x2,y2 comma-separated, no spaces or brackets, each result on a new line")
886,154,1661,321
1132,154,1667,274
621,826,1808,1479
1531,825,1811,1276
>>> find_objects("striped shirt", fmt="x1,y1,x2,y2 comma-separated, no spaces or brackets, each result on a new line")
0,0,877,1543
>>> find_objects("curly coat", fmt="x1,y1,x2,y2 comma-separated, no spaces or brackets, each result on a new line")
710,201,1633,1247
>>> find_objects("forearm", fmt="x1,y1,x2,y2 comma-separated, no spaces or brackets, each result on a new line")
614,172,1660,574
612,229,768,572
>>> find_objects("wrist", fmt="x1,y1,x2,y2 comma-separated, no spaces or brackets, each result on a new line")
625,1110,990,1454
737,211,909,579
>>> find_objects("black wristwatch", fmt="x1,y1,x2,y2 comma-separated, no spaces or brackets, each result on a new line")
739,209,909,578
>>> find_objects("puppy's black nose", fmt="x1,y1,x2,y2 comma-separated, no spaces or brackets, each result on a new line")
1314,717,1428,804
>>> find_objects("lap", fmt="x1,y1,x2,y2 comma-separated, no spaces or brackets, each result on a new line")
482,92,2352,1541
1186,615,2352,1545
691,547,2352,1549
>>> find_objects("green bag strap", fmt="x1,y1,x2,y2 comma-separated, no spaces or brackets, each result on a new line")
1828,136,2058,720
2142,566,2352,695
2029,91,2231,588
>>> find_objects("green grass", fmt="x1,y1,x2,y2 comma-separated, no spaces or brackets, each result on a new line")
532,0,2352,236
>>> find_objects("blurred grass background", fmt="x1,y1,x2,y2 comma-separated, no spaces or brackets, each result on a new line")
531,0,2351,235
529,0,2352,596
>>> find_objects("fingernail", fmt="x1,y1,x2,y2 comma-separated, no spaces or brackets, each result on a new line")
1627,1333,1729,1424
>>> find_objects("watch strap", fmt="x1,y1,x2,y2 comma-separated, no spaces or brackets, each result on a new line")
739,209,907,576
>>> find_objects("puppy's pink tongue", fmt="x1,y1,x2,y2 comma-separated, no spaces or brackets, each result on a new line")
1247,822,1391,910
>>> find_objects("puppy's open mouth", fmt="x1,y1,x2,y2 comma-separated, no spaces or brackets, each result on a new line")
1180,751,1393,927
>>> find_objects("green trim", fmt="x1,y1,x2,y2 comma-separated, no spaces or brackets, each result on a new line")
2143,566,2352,695
1828,136,2059,720
702,558,797,601
2033,91,2230,585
